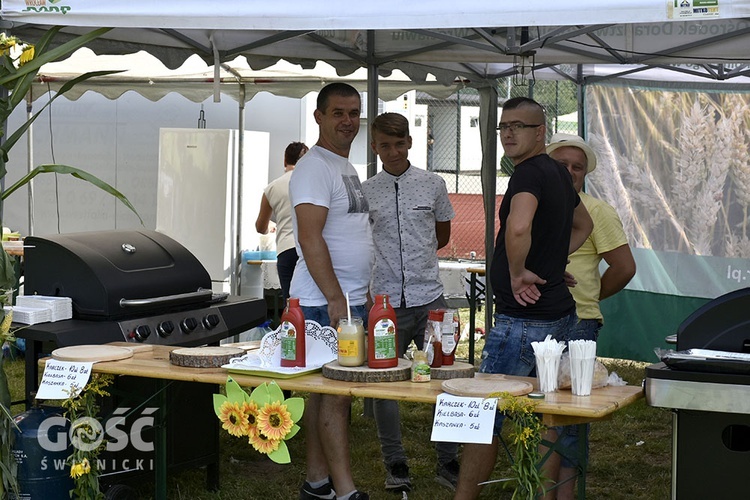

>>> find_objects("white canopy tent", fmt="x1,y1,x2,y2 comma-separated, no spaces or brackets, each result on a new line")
32,48,462,103
5,0,750,360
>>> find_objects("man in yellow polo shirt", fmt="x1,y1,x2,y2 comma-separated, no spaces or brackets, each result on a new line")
544,133,636,499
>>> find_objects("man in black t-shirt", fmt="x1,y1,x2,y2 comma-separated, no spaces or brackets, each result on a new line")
454,98,593,500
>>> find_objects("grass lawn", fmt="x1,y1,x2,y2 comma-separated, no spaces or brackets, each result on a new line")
3,333,672,499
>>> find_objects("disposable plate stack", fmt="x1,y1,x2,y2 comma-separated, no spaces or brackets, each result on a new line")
5,305,51,325
16,295,73,322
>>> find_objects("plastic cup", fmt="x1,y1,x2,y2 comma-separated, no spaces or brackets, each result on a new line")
534,353,561,393
570,356,596,396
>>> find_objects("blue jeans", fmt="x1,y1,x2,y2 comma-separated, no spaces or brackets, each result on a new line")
481,311,577,435
300,304,368,328
555,318,602,468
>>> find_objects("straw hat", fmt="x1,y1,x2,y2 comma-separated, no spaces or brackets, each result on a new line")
546,133,597,173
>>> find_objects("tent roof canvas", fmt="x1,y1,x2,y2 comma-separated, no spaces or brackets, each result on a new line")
33,48,463,103
4,0,750,86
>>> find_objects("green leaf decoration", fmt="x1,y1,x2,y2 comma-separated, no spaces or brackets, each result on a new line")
0,249,15,292
225,376,248,404
267,441,291,464
1,163,143,224
249,382,271,406
285,424,300,441
212,393,228,417
266,380,285,404
284,397,305,423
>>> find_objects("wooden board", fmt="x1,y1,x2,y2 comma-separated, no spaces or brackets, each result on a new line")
169,346,245,368
430,361,475,380
107,342,155,354
52,345,134,363
322,358,411,383
441,374,533,397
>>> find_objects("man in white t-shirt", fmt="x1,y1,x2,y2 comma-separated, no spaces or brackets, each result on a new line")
290,82,373,500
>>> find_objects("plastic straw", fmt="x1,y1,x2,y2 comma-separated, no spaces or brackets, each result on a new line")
346,292,351,324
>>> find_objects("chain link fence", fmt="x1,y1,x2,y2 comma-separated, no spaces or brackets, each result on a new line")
419,79,578,261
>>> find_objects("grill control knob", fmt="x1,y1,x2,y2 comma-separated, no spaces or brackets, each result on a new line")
134,325,151,342
181,317,198,333
202,314,221,330
157,320,175,338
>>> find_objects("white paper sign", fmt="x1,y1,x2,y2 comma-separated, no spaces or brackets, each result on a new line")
431,393,497,444
35,360,93,400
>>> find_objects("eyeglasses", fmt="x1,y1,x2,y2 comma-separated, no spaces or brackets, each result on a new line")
496,122,543,133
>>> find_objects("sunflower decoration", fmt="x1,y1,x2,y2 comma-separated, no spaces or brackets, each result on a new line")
213,377,303,464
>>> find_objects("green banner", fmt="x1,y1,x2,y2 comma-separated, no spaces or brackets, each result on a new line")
598,289,708,362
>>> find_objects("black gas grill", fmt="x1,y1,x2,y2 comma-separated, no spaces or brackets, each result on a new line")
18,230,266,398
646,288,750,499
15,229,266,491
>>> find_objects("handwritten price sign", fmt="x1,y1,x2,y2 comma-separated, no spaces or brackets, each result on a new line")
430,393,497,444
36,360,94,400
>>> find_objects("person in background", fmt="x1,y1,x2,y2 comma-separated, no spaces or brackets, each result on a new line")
454,97,592,500
543,133,636,499
255,141,309,299
289,82,372,500
361,112,459,493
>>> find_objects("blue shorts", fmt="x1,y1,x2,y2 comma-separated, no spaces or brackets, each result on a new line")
564,318,602,343
300,304,367,328
481,311,577,435
552,423,590,469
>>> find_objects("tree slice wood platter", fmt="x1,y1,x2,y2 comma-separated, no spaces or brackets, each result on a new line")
322,358,411,383
52,345,134,363
170,346,245,368
441,374,533,397
430,361,475,380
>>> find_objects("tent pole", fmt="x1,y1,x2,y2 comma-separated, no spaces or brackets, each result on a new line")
232,84,246,296
479,84,499,350
577,64,585,138
26,92,34,236
366,30,378,179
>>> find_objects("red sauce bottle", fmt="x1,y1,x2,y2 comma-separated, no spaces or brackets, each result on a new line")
425,309,444,368
441,309,459,366
280,297,306,367
431,340,443,368
368,294,398,368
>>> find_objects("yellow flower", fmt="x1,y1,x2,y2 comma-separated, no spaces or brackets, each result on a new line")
248,430,281,454
0,34,18,55
218,401,249,437
70,458,91,479
19,45,34,66
241,400,259,437
257,401,293,441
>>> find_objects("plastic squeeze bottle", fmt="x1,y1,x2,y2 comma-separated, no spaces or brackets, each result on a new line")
425,309,444,368
441,309,459,365
368,294,398,368
280,298,306,367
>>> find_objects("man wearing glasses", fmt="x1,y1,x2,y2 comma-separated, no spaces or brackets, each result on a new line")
454,97,592,499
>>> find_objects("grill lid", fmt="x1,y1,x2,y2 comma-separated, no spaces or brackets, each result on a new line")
24,230,212,320
676,287,750,352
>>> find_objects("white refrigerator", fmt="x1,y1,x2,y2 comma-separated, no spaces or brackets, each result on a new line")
156,128,270,294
